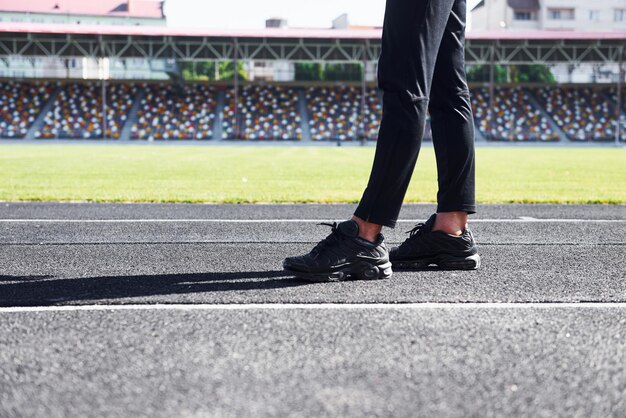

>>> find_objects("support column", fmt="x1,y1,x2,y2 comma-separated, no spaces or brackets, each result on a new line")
360,41,368,146
101,77,107,140
213,88,226,141
488,44,495,142
616,46,624,146
98,37,108,140
233,38,239,140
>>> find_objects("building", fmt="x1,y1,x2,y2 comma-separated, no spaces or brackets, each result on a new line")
0,0,166,79
244,18,295,82
470,0,625,83
471,0,626,31
0,0,164,26
245,15,380,82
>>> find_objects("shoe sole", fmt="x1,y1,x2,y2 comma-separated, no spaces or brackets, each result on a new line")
285,261,393,283
392,253,481,271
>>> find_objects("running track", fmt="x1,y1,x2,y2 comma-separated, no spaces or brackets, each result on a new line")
1,203,625,417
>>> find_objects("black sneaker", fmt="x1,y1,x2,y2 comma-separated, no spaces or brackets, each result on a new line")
283,220,393,282
390,214,481,270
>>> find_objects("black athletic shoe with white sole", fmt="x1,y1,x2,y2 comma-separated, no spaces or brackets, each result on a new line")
390,214,480,270
283,220,392,282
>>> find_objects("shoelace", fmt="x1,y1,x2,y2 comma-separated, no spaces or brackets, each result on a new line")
312,222,342,253
406,222,426,239
393,222,427,251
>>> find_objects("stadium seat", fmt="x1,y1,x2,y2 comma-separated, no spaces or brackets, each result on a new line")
471,86,559,142
0,81,54,139
222,85,302,140
37,82,137,139
132,83,218,140
306,86,375,141
305,86,433,142
605,86,626,142
534,86,618,142
4,80,620,143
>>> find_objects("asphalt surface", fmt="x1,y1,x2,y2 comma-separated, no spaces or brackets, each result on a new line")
1,203,625,417
2,202,625,220
2,307,624,418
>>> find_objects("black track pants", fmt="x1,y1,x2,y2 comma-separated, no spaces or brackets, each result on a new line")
354,0,476,228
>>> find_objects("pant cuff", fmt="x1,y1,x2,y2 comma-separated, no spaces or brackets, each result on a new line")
353,207,397,229
436,204,476,215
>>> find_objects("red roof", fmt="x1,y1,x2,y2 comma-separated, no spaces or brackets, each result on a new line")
468,30,626,40
0,0,163,19
0,22,624,41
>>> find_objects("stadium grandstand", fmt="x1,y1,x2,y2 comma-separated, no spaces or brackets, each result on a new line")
0,0,165,26
0,7,624,143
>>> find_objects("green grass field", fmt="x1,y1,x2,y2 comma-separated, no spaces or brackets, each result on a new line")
0,145,624,204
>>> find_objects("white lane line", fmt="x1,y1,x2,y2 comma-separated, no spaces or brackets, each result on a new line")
0,219,624,223
1,302,625,313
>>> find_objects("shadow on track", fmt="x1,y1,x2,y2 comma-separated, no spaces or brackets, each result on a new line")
0,271,306,306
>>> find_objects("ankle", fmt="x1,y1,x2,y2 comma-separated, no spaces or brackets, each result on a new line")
432,212,468,236
351,215,382,243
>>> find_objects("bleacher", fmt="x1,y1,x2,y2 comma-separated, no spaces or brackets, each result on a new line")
37,82,137,139
306,86,371,141
534,86,618,142
306,86,431,142
0,81,54,138
603,87,626,142
132,84,218,140
1,80,624,142
471,87,559,142
222,85,302,140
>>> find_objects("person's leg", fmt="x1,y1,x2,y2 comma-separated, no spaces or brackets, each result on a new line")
353,0,457,237
386,0,480,270
428,0,476,235
282,0,473,280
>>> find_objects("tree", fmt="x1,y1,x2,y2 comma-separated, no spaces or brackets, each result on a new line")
324,63,363,82
510,65,556,83
182,61,213,80
466,64,508,83
181,61,247,81
466,64,555,84
295,63,324,81
218,61,248,81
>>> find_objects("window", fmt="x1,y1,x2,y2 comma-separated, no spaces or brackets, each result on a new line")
548,8,575,20
589,10,600,22
513,9,537,21
615,9,626,22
